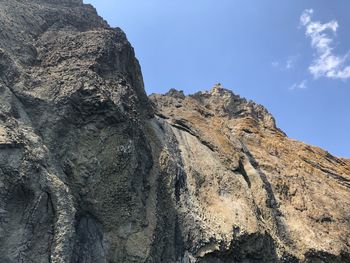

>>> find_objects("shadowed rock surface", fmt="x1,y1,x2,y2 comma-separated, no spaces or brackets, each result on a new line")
0,0,349,262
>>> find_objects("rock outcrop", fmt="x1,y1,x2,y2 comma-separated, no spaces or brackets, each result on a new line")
0,1,349,262
150,87,350,263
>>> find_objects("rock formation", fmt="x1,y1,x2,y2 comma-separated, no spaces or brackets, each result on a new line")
0,0,349,262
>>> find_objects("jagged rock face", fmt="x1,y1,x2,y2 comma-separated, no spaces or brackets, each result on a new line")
151,88,350,262
1,0,152,262
0,1,349,263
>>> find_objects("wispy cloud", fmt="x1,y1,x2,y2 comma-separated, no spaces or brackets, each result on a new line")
271,61,280,68
286,59,294,69
272,55,298,70
286,56,298,69
289,80,307,90
300,9,350,80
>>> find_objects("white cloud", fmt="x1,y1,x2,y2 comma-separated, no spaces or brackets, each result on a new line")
300,9,314,26
272,55,298,70
300,9,350,80
271,61,279,67
289,80,307,90
286,55,299,69
286,59,294,69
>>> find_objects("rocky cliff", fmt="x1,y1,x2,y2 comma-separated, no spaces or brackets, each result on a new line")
0,1,349,262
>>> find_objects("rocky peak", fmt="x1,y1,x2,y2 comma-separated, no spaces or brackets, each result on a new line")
165,88,186,99
20,0,83,5
194,85,277,128
154,85,280,132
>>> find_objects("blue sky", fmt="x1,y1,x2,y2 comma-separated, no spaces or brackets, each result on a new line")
84,0,350,158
